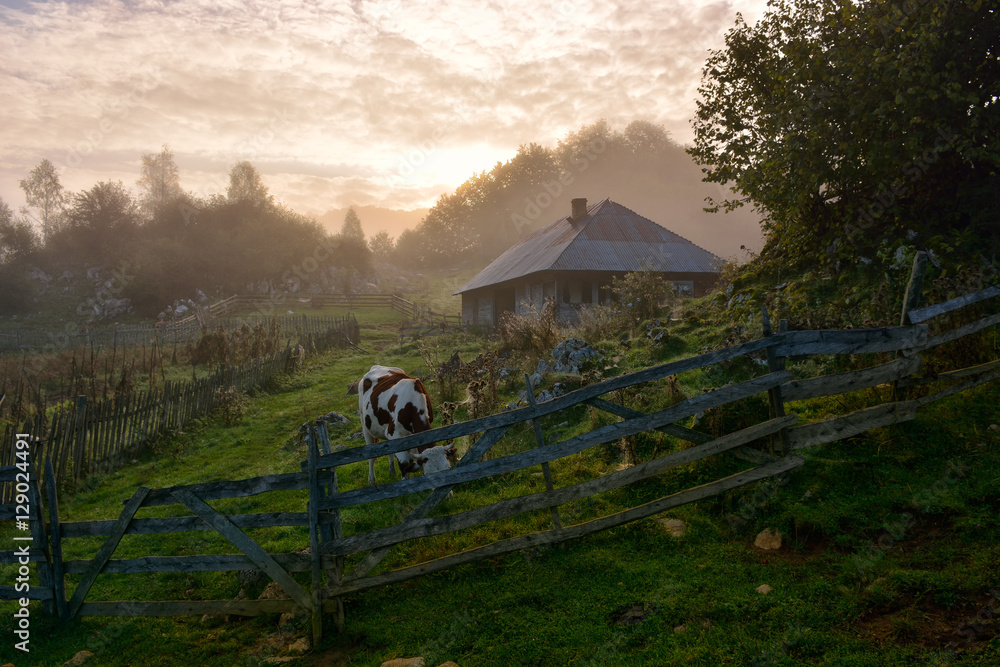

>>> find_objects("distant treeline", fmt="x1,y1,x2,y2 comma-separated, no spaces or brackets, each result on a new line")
0,155,371,317
392,120,737,268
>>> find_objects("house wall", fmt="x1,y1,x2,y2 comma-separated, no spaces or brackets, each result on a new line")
460,270,718,325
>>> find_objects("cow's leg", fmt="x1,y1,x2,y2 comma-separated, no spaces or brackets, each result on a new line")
364,431,378,486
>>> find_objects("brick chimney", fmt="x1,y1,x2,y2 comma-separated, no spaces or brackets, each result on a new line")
571,198,588,221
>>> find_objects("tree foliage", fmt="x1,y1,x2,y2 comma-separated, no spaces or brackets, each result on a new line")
340,206,365,243
19,158,67,243
137,144,183,219
688,0,1000,271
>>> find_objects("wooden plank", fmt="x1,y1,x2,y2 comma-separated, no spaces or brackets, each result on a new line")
916,370,1000,407
67,486,151,619
0,586,53,601
328,457,804,597
347,424,511,580
787,401,919,451
898,359,1000,388
762,306,789,456
323,372,790,511
77,599,306,617
62,552,336,575
584,398,713,444
137,471,323,508
781,356,922,401
307,426,324,643
59,512,320,539
918,311,1000,351
308,337,778,471
907,284,1000,324
773,326,928,356
332,416,797,558
171,488,313,611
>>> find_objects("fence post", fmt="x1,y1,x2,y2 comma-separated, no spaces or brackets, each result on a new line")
524,375,563,532
894,251,928,405
307,425,325,644
73,396,88,486
761,306,790,456
45,458,69,621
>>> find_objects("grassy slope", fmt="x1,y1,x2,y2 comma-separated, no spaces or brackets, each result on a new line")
3,302,1000,666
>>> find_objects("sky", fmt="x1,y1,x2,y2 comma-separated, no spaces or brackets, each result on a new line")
0,0,770,223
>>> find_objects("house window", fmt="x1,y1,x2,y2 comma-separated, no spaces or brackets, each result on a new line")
581,279,593,304
672,281,695,297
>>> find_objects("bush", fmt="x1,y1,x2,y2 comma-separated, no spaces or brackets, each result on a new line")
496,301,562,359
611,263,673,324
214,386,249,426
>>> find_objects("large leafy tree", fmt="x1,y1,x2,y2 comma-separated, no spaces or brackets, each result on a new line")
60,181,141,264
19,158,67,243
689,0,1000,269
226,161,273,209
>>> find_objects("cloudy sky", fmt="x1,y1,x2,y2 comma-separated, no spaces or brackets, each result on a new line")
0,0,770,219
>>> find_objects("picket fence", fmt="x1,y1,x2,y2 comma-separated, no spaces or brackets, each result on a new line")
4,255,999,648
0,315,360,498
0,312,359,352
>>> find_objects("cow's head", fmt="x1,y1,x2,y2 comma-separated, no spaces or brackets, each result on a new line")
416,445,458,475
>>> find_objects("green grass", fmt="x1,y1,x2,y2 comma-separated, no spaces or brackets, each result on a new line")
3,292,1000,666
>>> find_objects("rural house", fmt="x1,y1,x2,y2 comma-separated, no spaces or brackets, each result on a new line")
455,198,721,325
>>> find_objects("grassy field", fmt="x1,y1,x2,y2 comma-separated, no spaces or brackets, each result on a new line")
2,298,1000,666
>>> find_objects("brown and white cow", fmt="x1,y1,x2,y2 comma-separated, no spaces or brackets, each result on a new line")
349,365,456,485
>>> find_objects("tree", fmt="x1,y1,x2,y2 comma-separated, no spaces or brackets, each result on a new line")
0,198,38,264
19,158,67,243
61,181,141,264
689,0,1000,269
226,161,272,209
369,229,395,259
340,206,366,243
137,144,183,218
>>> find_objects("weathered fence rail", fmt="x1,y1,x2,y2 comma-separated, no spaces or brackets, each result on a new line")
5,264,999,647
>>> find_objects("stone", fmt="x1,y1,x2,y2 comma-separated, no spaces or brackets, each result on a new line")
990,423,999,431
754,528,782,550
536,359,552,375
258,582,291,600
756,584,773,595
673,624,687,634
64,651,94,666
288,637,310,653
552,337,603,374
529,372,543,388
659,518,687,538
380,659,425,667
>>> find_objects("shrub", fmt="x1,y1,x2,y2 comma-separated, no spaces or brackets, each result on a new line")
214,386,250,426
496,301,562,359
611,263,674,324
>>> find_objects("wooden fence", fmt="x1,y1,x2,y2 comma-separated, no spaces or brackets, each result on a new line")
174,293,462,327
0,312,359,352
5,262,999,646
0,315,359,498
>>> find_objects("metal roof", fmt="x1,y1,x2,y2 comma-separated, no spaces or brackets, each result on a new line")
455,198,720,294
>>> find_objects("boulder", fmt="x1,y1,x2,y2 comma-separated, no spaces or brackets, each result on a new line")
552,338,602,374
754,528,782,550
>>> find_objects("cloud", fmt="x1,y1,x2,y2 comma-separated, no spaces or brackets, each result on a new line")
0,0,769,221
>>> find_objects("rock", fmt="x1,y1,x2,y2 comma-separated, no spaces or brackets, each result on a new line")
990,423,999,431
552,337,603,374
535,389,553,402
754,528,782,550
258,582,291,600
288,637,310,653
659,518,687,538
528,372,543,388
536,359,552,375
674,624,687,634
64,651,94,666
756,584,773,595
381,659,425,667
551,382,566,397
